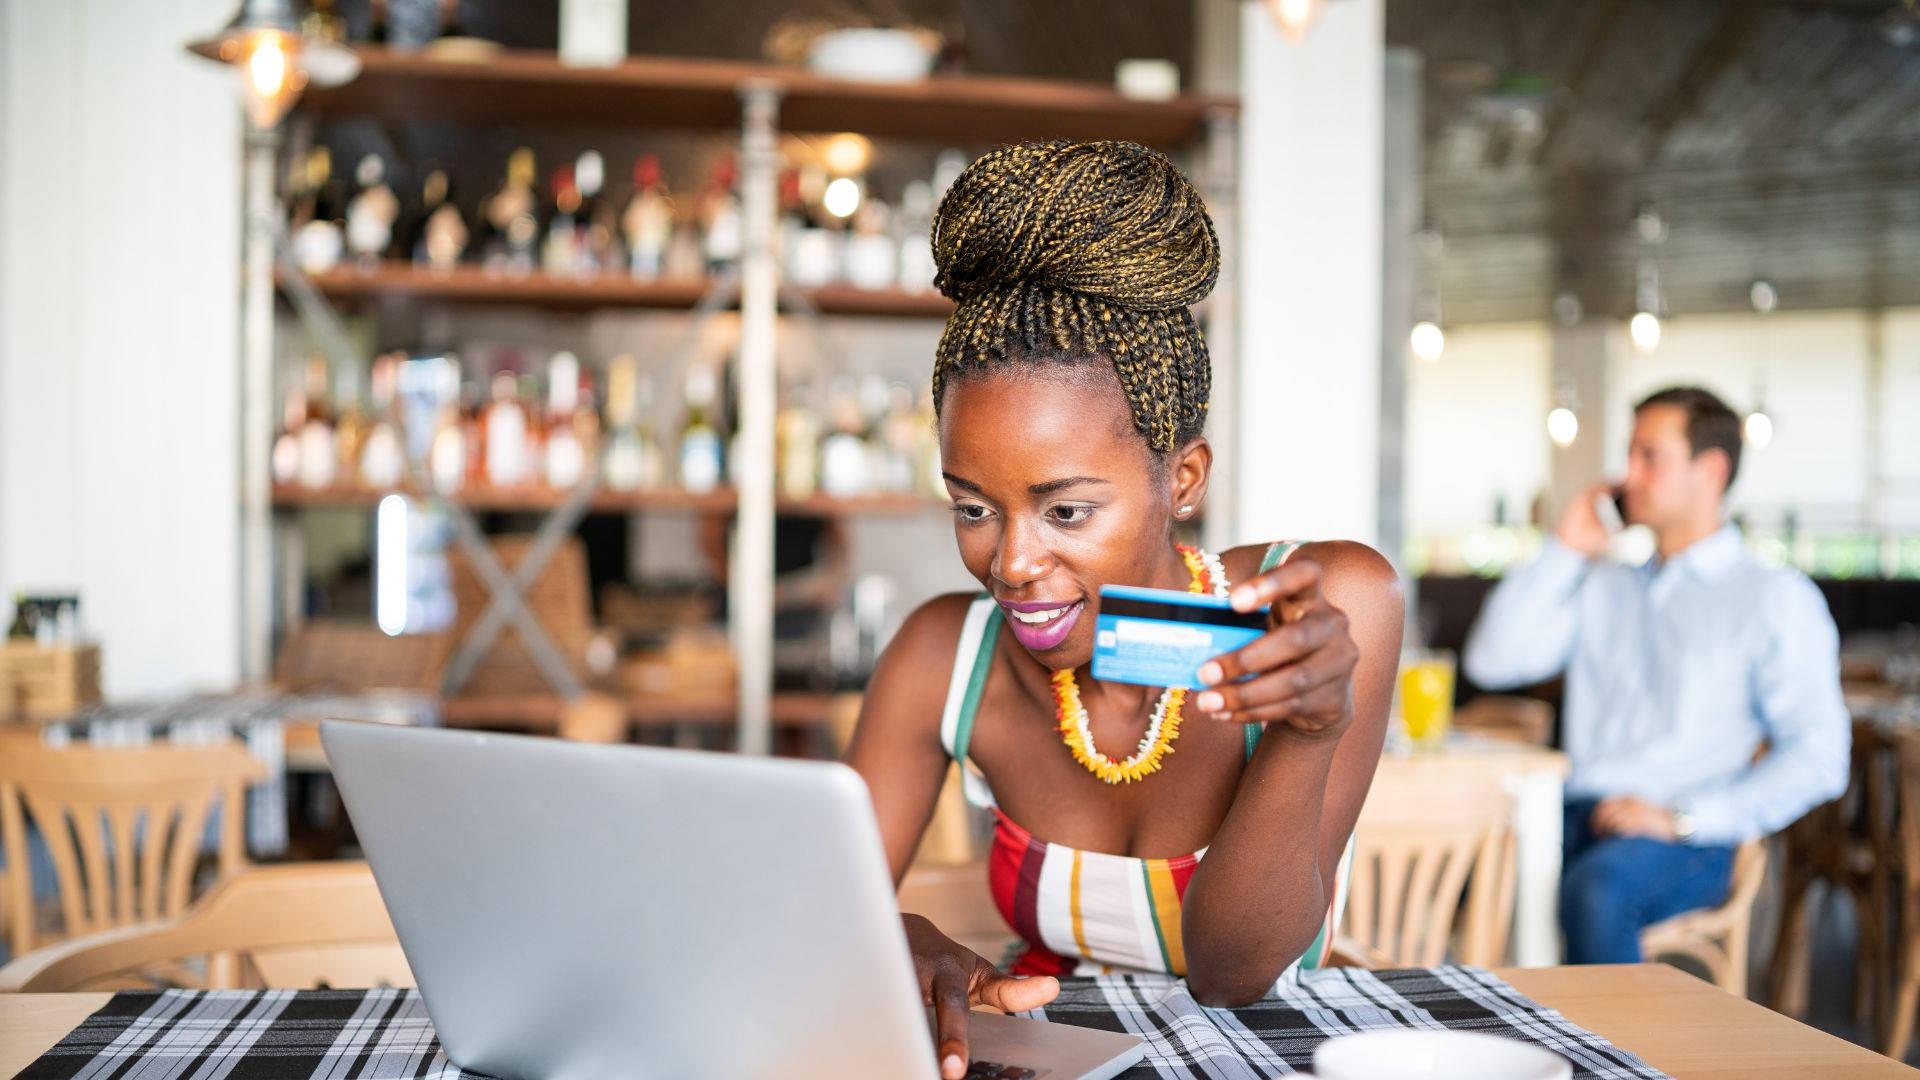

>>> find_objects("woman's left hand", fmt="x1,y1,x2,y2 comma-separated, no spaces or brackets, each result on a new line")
1191,556,1359,738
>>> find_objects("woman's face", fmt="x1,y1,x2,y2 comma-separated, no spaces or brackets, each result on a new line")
939,367,1204,669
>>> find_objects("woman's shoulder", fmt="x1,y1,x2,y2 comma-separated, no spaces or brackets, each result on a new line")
1222,539,1400,595
860,591,991,733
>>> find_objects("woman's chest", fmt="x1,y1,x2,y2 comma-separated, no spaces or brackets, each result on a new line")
964,674,1249,858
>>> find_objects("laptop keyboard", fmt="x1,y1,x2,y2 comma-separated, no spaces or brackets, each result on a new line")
963,1063,1037,1079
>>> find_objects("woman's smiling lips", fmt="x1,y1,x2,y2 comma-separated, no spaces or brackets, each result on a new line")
998,597,1085,651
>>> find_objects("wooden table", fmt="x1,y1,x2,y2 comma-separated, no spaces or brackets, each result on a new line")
1373,734,1570,966
1499,964,1914,1078
4,964,1907,1078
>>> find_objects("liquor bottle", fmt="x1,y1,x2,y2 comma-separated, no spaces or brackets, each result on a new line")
428,398,467,494
333,362,370,483
678,367,724,493
785,163,841,287
484,371,531,487
484,147,540,274
699,156,743,277
542,163,583,275
776,382,820,500
622,155,674,281
296,355,337,488
345,153,400,268
272,385,304,486
543,351,585,489
575,150,617,273
603,355,660,491
292,148,345,273
460,377,487,490
896,180,936,292
519,371,547,477
877,382,920,493
844,192,896,290
818,378,868,497
418,170,469,270
360,352,406,488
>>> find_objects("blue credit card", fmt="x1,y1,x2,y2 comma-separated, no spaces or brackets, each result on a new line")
1091,584,1270,690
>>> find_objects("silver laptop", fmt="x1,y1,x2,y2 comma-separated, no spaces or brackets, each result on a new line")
321,721,1144,1080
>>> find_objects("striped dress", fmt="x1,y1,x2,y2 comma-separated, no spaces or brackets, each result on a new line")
939,541,1353,985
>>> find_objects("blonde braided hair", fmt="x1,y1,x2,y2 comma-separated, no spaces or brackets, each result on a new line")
931,140,1219,452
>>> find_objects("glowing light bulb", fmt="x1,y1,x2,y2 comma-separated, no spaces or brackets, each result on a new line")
1629,311,1662,352
1547,407,1579,448
823,176,862,220
228,30,305,128
822,133,872,177
1265,0,1326,41
1744,410,1774,449
1409,321,1445,363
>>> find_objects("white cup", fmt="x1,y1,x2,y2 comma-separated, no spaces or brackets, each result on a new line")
1310,1030,1573,1080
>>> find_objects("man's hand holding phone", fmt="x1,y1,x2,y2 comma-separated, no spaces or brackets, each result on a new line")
1557,480,1622,559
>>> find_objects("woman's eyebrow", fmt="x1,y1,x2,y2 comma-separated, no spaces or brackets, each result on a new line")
1029,476,1110,495
942,472,983,494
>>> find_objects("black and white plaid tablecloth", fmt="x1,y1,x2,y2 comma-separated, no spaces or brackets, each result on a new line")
17,967,1668,1079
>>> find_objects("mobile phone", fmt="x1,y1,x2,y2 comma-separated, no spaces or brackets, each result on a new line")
1600,485,1627,531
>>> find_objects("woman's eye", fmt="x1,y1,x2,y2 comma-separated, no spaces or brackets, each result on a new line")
1049,505,1094,526
952,503,991,523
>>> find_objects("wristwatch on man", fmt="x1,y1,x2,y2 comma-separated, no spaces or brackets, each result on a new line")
1670,806,1697,844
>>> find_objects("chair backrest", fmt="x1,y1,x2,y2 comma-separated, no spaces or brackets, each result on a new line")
0,861,411,992
1344,780,1515,968
0,733,266,953
1893,728,1920,894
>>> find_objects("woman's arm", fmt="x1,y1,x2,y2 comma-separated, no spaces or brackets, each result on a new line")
1179,541,1402,1006
843,593,971,883
844,594,1060,1077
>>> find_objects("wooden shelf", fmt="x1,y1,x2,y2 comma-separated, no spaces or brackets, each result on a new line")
207,45,1233,149
285,263,956,317
272,483,942,516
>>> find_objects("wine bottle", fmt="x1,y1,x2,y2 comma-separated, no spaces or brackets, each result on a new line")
678,367,724,493
360,352,406,488
484,147,539,274
293,148,345,273
296,354,337,488
484,370,531,487
699,156,743,277
574,150,616,274
543,351,585,489
542,163,583,275
345,153,400,268
622,154,674,281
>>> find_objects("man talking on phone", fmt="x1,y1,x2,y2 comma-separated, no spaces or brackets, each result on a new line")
1464,386,1848,965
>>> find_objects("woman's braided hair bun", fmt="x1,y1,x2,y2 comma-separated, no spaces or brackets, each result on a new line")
931,140,1219,452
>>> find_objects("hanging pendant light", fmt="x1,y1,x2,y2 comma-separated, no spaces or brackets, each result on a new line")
1265,0,1330,42
194,0,360,129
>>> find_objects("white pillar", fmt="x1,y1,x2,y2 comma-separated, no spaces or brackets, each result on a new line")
1234,0,1385,547
732,84,781,756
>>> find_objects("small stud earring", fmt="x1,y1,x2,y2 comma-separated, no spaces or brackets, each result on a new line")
1177,505,1193,518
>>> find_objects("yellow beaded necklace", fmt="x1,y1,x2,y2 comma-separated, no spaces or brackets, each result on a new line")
1053,544,1226,784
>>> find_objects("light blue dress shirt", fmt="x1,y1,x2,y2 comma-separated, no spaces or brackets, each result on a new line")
1463,524,1851,845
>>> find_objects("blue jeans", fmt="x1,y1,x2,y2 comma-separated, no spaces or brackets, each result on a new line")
1559,798,1734,965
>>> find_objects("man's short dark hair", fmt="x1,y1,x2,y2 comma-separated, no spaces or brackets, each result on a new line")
1634,386,1743,491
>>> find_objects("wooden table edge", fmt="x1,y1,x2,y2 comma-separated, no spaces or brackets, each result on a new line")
1499,963,1914,1078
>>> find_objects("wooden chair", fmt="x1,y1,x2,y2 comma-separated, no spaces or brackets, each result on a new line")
1881,729,1920,1058
0,861,410,992
1638,837,1768,998
0,733,266,955
1343,781,1517,967
1766,720,1894,1021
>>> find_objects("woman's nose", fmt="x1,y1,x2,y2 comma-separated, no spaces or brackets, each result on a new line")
992,520,1052,589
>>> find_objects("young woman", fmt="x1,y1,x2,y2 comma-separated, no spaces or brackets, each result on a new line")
843,140,1402,1079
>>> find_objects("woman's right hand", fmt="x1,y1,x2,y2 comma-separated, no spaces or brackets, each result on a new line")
904,913,1061,1079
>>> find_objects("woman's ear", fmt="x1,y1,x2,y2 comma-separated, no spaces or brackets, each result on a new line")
1169,438,1212,520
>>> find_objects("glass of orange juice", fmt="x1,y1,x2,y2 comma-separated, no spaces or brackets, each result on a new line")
1399,649,1456,750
